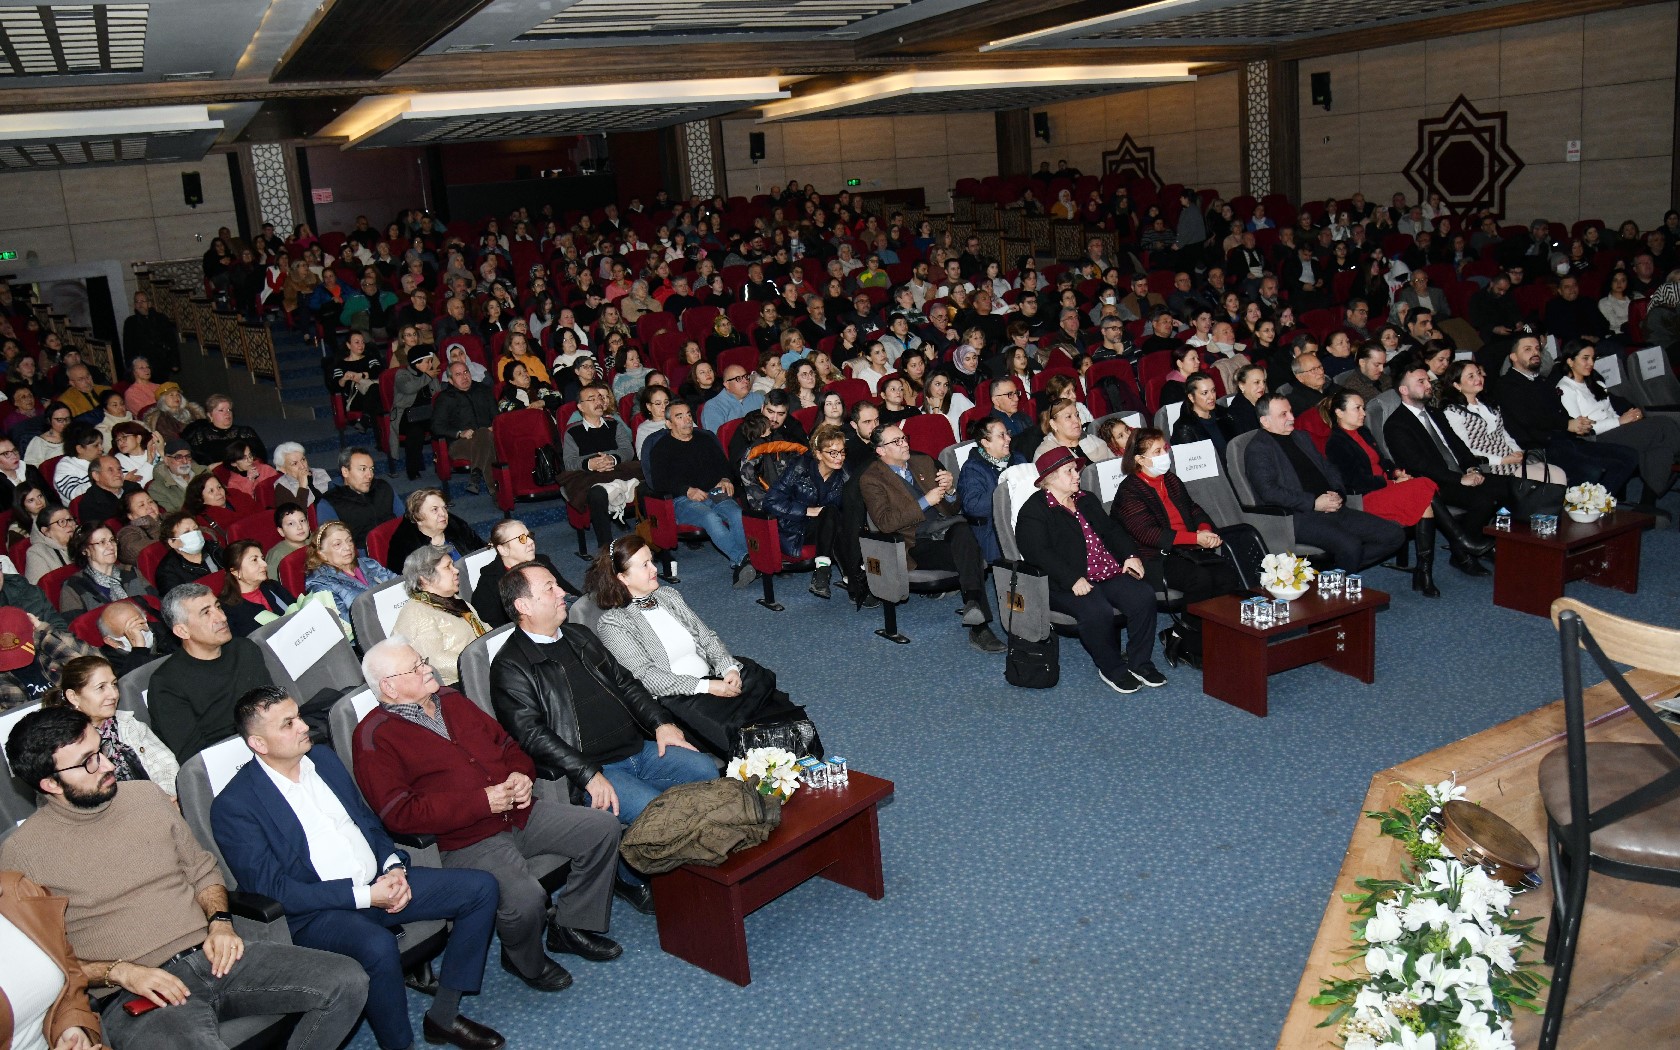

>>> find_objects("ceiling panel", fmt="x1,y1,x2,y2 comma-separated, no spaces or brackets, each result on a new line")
426,0,986,53
321,77,789,147
0,103,220,168
759,64,1193,120
0,3,147,76
985,0,1536,48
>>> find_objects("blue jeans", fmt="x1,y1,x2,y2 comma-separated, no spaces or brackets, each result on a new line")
673,494,748,565
588,739,719,826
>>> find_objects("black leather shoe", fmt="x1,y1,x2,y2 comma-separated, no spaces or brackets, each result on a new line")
968,624,1006,653
424,1013,506,1049
614,879,655,915
1449,552,1491,577
499,950,572,992
546,925,623,962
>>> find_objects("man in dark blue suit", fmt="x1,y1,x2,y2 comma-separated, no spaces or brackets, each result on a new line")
211,687,504,1050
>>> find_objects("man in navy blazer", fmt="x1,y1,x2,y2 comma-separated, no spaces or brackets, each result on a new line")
211,687,504,1050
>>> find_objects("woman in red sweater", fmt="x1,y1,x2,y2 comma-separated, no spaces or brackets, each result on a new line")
1113,427,1245,668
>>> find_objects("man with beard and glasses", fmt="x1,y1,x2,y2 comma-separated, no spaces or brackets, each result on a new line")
0,705,370,1050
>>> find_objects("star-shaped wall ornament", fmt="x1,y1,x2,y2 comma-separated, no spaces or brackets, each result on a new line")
1101,134,1162,189
1403,95,1524,217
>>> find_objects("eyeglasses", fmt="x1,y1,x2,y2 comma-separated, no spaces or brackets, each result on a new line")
384,656,432,680
881,436,908,447
724,374,750,384
57,748,111,776
819,446,846,457
499,532,532,546
49,517,74,530
995,390,1020,399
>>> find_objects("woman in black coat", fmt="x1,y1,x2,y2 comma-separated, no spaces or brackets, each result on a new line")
383,487,485,573
1013,446,1162,694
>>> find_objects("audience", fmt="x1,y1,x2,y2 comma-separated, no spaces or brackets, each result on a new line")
24,504,76,584
1496,334,1639,495
470,518,578,629
58,524,155,613
1553,338,1680,514
219,538,297,636
320,447,401,549
94,599,167,677
490,561,716,911
148,582,272,762
304,520,399,622
1245,393,1405,571
42,653,178,796
0,705,370,1049
558,384,642,555
763,422,852,597
588,536,805,757
1113,428,1243,667
266,501,313,578
153,511,223,594
646,400,758,587
385,487,485,573
858,424,1003,653
392,545,488,685
1016,446,1162,693
211,685,505,1050
145,438,202,514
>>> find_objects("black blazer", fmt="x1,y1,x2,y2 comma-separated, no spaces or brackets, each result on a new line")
1324,427,1391,495
1170,410,1231,460
1382,404,1476,487
224,580,297,637
1014,488,1139,592
384,513,485,573
1226,395,1262,436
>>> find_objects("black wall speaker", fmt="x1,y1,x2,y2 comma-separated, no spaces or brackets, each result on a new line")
1032,112,1050,143
181,171,203,208
749,132,766,161
1311,71,1332,111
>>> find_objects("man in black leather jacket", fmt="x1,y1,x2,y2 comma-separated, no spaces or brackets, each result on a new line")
488,562,716,911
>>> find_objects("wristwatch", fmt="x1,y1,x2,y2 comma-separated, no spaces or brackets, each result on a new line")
208,911,234,926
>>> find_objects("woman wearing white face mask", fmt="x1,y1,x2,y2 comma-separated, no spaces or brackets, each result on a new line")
44,654,178,796
153,510,222,595
1113,427,1244,669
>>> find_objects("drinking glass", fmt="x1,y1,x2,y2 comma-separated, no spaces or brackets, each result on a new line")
1345,574,1363,601
1272,598,1292,624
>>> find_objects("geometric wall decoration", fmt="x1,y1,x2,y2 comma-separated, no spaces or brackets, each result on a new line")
1243,59,1272,198
249,142,295,234
1100,134,1161,189
1402,94,1524,217
682,120,717,199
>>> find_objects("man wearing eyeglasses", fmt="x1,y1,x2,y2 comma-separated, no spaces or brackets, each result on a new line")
145,438,205,516
0,706,370,1050
0,436,44,508
355,636,623,994
700,365,764,432
858,425,1005,653
1285,353,1331,416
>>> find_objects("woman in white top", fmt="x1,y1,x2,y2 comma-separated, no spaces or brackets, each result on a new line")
46,654,179,796
634,384,672,459
587,536,806,757
1440,361,1565,483
850,341,892,394
1598,269,1632,335
921,371,974,439
1555,339,1680,504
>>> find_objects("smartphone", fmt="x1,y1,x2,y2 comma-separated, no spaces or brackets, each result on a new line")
123,997,162,1017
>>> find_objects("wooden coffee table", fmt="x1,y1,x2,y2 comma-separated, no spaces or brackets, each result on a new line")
649,771,894,985
1482,510,1650,617
1190,588,1390,717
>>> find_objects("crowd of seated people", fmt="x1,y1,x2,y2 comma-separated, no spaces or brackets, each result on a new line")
2,177,1679,1048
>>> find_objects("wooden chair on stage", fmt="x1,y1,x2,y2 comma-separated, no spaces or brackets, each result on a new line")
1542,598,1680,1049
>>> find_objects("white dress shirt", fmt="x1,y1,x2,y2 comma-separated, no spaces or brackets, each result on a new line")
259,755,387,910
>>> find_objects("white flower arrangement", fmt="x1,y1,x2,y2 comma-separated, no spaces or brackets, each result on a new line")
726,746,801,801
1563,482,1615,515
1315,779,1546,1049
1260,552,1318,591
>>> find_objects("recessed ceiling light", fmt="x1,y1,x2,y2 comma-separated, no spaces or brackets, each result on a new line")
443,43,493,53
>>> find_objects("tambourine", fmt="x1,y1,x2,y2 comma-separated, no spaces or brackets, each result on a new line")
1432,800,1542,891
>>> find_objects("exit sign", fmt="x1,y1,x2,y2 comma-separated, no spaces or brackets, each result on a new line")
0,250,15,261
846,178,861,187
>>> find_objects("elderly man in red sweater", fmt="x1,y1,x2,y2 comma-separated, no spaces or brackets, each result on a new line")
352,636,622,995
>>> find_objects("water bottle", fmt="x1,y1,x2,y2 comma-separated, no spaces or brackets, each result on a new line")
1494,507,1512,531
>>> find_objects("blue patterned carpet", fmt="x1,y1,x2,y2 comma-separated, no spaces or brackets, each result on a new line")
266,402,1680,1050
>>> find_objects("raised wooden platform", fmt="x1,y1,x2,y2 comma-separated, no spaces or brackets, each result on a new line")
1276,669,1680,1049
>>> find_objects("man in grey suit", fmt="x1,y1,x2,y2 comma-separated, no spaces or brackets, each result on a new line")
1243,393,1405,571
